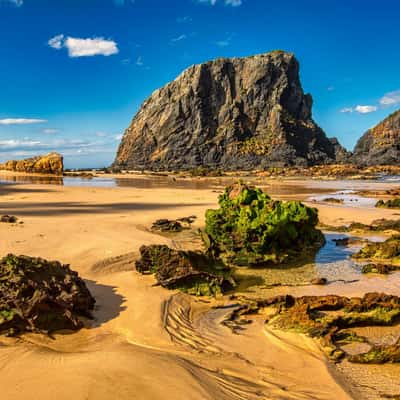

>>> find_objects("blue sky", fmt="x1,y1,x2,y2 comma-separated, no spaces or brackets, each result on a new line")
0,0,399,168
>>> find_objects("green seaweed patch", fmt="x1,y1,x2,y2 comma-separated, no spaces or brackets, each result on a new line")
376,198,400,209
203,182,325,266
353,235,400,265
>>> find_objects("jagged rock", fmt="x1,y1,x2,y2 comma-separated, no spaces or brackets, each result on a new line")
0,152,63,175
376,198,400,209
0,254,95,334
203,182,325,266
310,277,327,285
135,245,235,296
322,197,343,204
353,235,400,264
113,51,348,171
353,109,400,166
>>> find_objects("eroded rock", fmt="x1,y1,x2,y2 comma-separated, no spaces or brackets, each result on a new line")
0,152,63,175
135,245,235,296
0,254,95,334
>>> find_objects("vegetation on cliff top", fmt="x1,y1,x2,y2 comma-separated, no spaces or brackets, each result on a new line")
203,183,325,266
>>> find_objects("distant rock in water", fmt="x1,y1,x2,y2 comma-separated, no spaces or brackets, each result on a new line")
113,51,348,171
353,110,400,166
0,152,63,175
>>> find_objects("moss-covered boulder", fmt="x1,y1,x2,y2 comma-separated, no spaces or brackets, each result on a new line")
135,245,235,296
0,254,95,335
376,198,400,209
203,183,325,266
348,340,400,364
353,236,400,265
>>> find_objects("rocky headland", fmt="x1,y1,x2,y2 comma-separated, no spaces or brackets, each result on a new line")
113,51,348,171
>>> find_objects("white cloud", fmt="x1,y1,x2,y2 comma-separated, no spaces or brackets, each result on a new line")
136,56,144,66
340,105,378,114
327,86,335,92
177,16,192,23
197,0,242,6
216,39,230,47
340,107,353,113
95,131,108,137
115,134,123,141
355,105,377,114
0,118,47,125
48,34,119,57
171,34,187,43
380,90,400,107
2,0,23,7
42,128,59,134
225,0,242,6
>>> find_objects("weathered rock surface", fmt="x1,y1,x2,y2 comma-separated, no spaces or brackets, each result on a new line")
135,245,234,296
353,235,400,265
353,109,400,166
376,198,400,209
203,182,325,266
0,152,63,175
113,51,348,171
227,293,400,363
0,254,95,334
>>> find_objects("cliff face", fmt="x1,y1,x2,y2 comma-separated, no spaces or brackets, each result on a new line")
113,51,348,171
353,110,400,166
0,152,64,175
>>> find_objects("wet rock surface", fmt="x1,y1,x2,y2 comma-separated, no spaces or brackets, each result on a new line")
353,235,400,265
0,152,63,175
203,182,325,266
113,51,347,171
1,215,18,223
226,293,400,364
0,254,95,335
320,218,400,234
135,245,235,296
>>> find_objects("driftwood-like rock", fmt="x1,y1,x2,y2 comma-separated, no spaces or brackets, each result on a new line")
0,254,95,334
135,245,234,296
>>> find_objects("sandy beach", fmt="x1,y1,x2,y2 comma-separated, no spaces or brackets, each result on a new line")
1,177,400,400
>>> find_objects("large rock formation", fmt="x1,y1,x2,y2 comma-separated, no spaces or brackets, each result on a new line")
113,51,348,171
353,110,400,166
0,152,63,175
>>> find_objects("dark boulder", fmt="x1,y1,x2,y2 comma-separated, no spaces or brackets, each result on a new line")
0,254,95,334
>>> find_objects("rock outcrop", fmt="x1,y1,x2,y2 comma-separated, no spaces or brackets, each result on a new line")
353,110,400,166
113,51,348,171
135,245,234,296
203,183,325,266
0,152,63,175
0,254,95,334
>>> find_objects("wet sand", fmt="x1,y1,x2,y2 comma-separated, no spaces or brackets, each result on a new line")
0,178,400,399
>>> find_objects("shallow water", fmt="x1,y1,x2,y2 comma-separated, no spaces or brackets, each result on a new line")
234,231,400,299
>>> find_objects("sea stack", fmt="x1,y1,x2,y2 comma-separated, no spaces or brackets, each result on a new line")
113,51,348,171
353,109,400,166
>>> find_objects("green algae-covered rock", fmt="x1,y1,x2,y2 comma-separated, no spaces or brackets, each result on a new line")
203,183,325,266
0,254,95,335
135,245,235,296
353,235,400,265
376,198,400,209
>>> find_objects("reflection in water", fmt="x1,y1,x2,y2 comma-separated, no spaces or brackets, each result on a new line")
0,174,64,185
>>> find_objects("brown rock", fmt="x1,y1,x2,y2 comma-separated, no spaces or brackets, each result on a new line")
0,152,63,175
